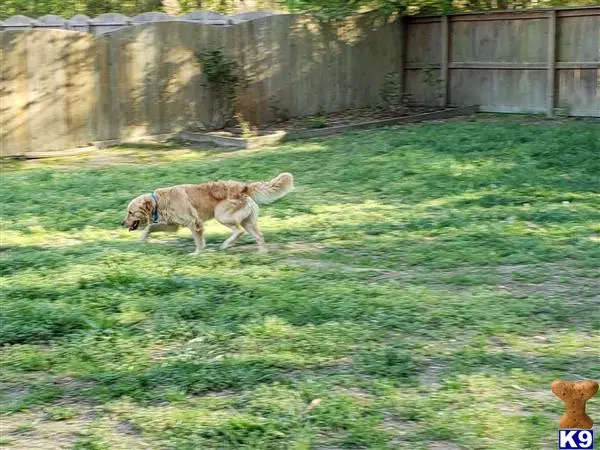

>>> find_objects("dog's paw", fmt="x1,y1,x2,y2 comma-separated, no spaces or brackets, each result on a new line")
257,247,269,254
188,251,201,257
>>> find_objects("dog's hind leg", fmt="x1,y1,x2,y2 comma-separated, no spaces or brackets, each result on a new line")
215,199,254,250
219,224,245,250
241,217,268,253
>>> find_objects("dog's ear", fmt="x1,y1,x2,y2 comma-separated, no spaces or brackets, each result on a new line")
141,196,154,219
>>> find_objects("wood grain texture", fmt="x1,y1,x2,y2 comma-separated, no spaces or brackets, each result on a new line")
1,30,99,156
556,14,600,116
450,68,548,113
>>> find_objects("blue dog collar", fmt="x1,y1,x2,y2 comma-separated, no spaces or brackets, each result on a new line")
151,192,159,223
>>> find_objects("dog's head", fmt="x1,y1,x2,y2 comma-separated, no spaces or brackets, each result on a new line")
121,194,154,231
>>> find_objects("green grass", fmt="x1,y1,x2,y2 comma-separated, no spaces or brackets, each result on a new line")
1,115,599,449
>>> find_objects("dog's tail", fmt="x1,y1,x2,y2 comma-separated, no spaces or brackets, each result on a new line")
246,173,294,205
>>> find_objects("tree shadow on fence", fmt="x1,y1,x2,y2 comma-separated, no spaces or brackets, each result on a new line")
1,13,403,154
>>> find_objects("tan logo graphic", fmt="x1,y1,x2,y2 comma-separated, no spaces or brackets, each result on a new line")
551,380,598,429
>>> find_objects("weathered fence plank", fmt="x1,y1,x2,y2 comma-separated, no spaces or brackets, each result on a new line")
546,10,556,116
555,12,600,116
440,16,449,107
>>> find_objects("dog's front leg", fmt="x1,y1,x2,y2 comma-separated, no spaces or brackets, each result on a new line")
140,224,153,242
188,221,205,256
141,223,180,242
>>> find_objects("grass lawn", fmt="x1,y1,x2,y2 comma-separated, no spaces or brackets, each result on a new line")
1,115,599,449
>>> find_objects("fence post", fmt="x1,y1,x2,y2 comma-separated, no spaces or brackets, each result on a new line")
400,16,407,100
440,15,449,108
546,10,557,117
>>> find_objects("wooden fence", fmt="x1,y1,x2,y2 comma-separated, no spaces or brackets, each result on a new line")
1,8,598,156
403,7,600,117
1,14,403,156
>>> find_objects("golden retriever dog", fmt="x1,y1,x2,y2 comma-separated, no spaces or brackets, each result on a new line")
121,173,294,254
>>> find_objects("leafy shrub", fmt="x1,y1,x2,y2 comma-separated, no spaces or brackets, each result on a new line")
379,71,411,112
196,49,248,130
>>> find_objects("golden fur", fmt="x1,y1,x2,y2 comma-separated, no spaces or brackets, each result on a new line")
121,173,294,254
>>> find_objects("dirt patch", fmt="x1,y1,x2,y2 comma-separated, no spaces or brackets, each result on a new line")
224,242,325,254
116,419,141,436
208,106,440,135
280,257,600,300
495,263,599,299
418,363,446,389
283,257,397,275
333,387,374,405
428,442,462,450
1,413,82,449
0,407,153,450
378,416,423,448
0,386,31,406
149,240,326,255
3,146,201,171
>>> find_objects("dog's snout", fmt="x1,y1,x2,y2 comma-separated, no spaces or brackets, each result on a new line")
120,220,125,226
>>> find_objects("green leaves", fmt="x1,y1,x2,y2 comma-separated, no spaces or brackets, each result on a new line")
195,48,249,129
0,0,162,20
